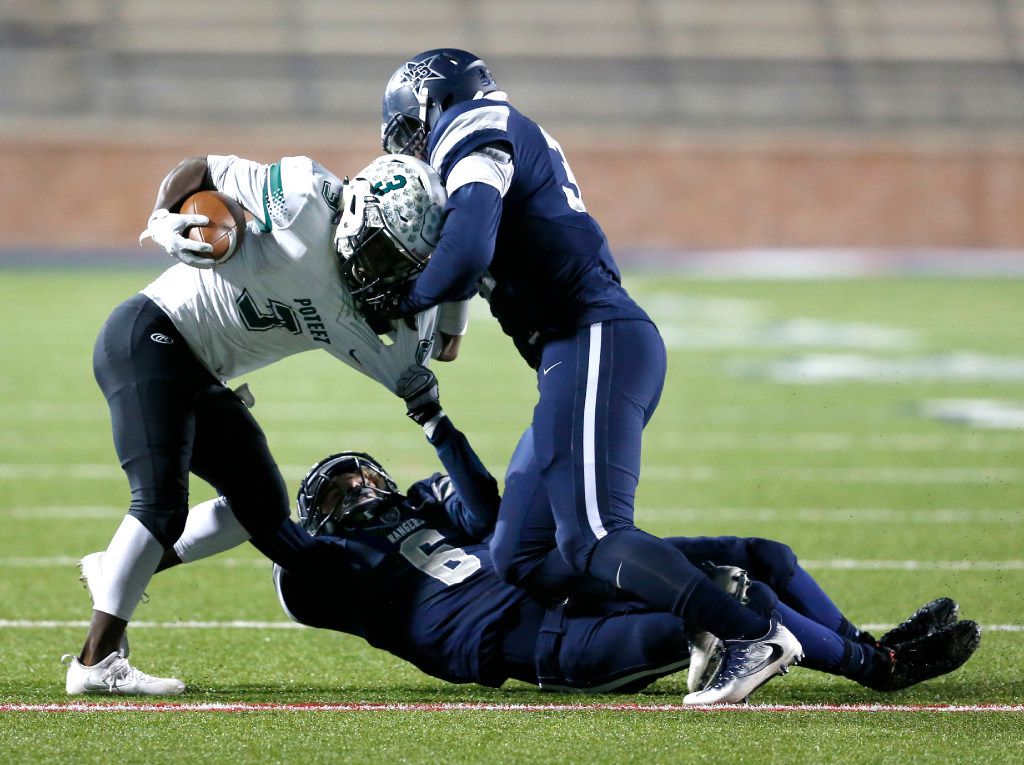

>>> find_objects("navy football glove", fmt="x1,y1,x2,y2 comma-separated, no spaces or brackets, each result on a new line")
395,365,441,426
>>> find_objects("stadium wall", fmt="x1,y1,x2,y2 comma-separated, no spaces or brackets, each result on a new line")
3,136,1023,250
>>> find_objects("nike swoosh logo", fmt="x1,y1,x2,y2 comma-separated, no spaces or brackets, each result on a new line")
615,561,623,589
348,349,361,365
81,671,113,691
746,642,785,675
542,361,563,375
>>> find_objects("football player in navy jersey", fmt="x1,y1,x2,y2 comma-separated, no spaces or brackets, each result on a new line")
358,48,801,701
131,365,979,698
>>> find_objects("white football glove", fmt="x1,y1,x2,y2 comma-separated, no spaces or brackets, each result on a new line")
139,208,219,268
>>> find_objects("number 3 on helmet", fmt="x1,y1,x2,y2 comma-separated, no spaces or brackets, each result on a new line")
334,154,447,306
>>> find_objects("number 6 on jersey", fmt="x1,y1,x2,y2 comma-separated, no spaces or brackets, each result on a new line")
400,528,481,586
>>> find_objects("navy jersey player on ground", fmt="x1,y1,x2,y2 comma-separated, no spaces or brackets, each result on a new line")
124,366,980,697
357,49,799,701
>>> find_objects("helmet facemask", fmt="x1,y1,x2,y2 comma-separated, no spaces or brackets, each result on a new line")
337,189,429,306
381,112,429,159
297,452,402,537
334,155,447,309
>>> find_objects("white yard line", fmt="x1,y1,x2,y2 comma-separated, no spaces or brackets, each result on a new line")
0,464,417,480
2,462,1023,484
647,431,1024,452
1,619,1022,633
3,557,1023,572
0,556,268,568
1,506,125,519
803,559,1024,571
0,619,301,629
0,619,1021,633
642,465,1024,483
4,505,1019,525
637,507,1022,524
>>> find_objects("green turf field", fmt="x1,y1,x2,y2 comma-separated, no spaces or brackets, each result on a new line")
1,269,1022,763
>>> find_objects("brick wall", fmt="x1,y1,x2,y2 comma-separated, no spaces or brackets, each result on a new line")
3,136,1022,251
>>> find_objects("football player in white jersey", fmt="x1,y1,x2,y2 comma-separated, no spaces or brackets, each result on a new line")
64,153,460,695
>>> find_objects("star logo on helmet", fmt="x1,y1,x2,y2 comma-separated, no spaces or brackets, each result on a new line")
400,55,445,91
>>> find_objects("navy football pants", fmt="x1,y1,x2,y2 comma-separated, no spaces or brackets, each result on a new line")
499,596,690,692
492,319,667,576
497,535,845,690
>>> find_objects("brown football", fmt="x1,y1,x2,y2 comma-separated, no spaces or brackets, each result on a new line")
180,190,246,262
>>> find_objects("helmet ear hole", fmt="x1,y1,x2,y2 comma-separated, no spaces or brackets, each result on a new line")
440,94,455,110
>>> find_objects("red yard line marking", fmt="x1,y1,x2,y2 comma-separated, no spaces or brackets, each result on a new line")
1,702,1021,713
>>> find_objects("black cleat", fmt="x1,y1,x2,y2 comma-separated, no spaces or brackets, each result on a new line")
879,597,959,647
860,620,981,692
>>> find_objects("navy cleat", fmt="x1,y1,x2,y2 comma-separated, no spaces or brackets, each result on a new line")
683,613,803,705
878,597,959,647
860,620,981,692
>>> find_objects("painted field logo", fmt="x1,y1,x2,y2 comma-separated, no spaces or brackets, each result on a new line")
150,333,174,345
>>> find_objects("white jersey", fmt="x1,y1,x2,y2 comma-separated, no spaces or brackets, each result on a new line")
143,155,439,391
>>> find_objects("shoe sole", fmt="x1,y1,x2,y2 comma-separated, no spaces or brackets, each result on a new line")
687,634,723,694
877,621,982,691
738,650,805,704
943,620,982,671
881,597,959,646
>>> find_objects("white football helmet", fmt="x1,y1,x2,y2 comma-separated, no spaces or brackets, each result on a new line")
335,154,447,305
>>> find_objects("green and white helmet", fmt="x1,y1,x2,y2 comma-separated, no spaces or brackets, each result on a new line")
335,154,447,305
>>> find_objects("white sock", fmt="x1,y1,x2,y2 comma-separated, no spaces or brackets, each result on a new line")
93,515,164,621
173,497,250,563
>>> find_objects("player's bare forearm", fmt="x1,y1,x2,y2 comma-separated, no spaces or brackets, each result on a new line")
152,156,216,213
436,333,462,362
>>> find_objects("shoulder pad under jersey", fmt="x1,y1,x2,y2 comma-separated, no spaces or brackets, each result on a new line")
428,101,512,181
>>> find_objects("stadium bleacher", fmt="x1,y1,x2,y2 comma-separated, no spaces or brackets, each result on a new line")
2,0,1022,130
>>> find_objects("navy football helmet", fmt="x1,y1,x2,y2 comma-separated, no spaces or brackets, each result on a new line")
381,49,499,158
296,452,402,537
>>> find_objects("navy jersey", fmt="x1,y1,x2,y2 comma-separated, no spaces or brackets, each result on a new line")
274,474,528,686
409,97,651,366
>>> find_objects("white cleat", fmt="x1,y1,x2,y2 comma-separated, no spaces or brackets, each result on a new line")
63,650,185,696
687,564,750,693
686,631,724,694
78,552,130,657
683,614,803,705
